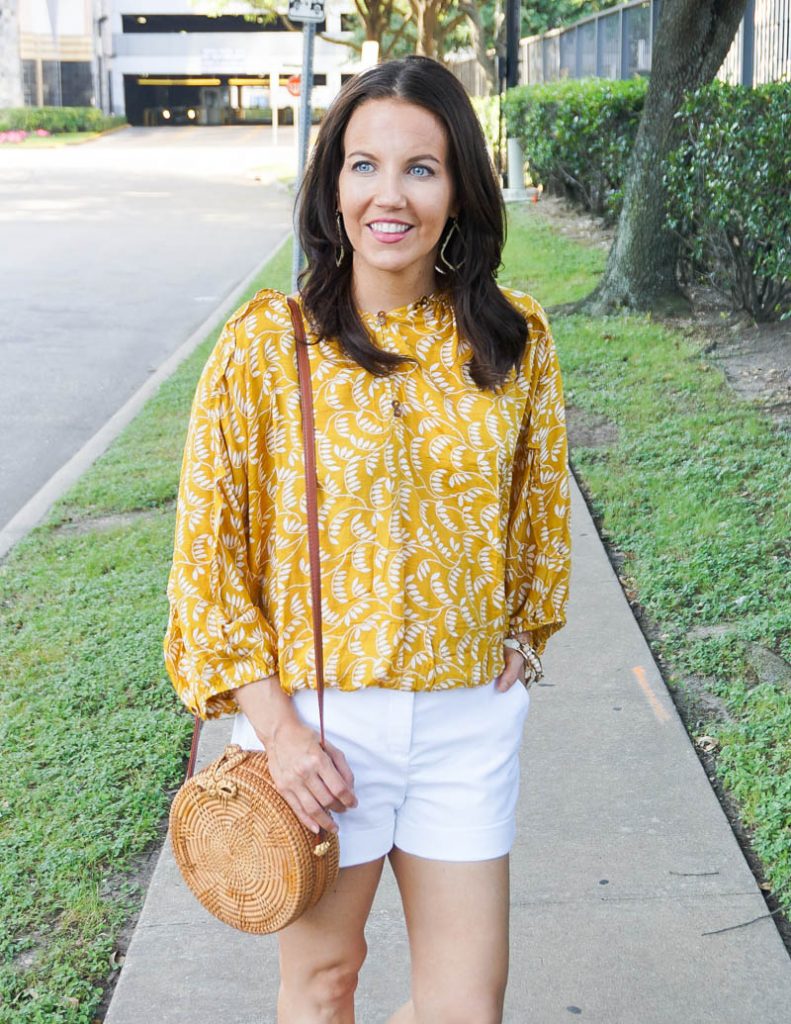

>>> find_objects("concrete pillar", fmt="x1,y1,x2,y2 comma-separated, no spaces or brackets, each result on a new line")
0,0,24,107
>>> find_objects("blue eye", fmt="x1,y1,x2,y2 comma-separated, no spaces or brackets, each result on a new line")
410,165,434,177
351,160,374,173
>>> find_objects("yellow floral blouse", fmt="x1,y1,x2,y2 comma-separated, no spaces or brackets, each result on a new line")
164,287,571,719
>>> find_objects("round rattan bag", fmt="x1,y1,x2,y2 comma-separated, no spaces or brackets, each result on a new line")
169,743,340,934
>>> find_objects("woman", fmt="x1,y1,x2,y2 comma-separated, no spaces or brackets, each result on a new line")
164,55,571,1023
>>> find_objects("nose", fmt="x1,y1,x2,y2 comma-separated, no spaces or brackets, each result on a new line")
373,168,406,209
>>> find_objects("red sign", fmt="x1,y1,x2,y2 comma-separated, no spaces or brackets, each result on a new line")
286,75,301,98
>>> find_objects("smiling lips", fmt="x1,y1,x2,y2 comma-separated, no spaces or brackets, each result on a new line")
368,220,413,243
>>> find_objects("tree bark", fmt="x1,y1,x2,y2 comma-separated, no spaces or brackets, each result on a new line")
573,0,748,318
409,0,456,60
459,1,497,94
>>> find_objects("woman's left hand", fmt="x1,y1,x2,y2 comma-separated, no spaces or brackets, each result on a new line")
494,646,526,692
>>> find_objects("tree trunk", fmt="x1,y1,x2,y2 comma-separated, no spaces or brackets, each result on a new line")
412,2,427,55
460,2,497,94
0,0,24,108
409,0,456,60
573,0,748,318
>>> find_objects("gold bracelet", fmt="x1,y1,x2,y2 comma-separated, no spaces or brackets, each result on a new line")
502,637,544,686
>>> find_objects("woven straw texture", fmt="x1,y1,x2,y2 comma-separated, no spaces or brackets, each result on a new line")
169,744,340,934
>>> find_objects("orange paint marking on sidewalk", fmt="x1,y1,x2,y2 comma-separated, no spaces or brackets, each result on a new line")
632,665,671,723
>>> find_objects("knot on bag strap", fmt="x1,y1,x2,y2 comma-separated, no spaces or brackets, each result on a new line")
194,744,250,798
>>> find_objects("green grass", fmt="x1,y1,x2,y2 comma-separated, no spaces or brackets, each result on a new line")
503,202,790,907
2,203,790,1020
0,238,292,1024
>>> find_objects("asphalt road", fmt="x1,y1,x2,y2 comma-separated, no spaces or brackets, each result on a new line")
0,125,295,531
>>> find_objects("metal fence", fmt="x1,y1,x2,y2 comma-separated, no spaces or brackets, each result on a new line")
453,0,790,95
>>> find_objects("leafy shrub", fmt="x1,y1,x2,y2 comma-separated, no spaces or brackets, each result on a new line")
664,79,791,321
503,77,646,221
470,94,500,155
0,107,126,133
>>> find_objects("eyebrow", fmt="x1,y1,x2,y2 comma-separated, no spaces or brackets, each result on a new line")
347,150,442,164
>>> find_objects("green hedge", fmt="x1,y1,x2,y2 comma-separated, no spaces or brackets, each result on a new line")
503,77,646,220
0,107,126,133
664,80,791,322
470,95,500,155
504,76,791,321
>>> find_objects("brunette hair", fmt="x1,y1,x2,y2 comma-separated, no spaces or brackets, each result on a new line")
297,55,529,392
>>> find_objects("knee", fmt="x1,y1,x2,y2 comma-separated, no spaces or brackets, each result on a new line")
281,939,367,1018
311,957,362,1007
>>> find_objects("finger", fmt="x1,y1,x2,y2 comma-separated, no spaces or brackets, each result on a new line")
305,774,348,816
323,743,357,807
280,789,330,836
296,789,339,834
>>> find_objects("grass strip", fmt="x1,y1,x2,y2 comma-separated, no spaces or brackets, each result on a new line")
0,241,292,1024
1,204,789,1022
502,202,790,914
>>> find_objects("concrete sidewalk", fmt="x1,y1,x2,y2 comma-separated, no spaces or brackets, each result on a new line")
104,474,791,1024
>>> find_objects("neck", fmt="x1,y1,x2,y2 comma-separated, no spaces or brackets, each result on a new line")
351,261,439,314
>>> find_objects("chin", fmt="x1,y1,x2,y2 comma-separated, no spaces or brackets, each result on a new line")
359,250,428,276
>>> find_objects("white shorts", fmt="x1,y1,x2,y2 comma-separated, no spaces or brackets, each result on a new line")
230,676,531,869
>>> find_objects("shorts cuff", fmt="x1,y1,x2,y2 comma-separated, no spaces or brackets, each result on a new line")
393,816,517,862
337,824,395,869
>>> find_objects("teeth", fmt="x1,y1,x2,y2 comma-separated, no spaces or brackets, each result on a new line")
370,222,411,234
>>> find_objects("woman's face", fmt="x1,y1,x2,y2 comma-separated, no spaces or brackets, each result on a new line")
337,98,457,294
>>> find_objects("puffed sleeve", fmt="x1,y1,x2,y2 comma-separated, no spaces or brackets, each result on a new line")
163,310,279,720
504,302,571,655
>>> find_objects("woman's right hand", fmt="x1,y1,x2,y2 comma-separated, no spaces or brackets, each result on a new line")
230,673,357,835
265,717,357,835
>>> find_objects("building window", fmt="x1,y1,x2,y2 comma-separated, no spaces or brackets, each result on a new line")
340,14,356,32
42,61,61,105
61,62,93,106
22,60,37,106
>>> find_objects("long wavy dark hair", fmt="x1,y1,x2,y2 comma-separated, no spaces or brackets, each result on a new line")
297,55,529,392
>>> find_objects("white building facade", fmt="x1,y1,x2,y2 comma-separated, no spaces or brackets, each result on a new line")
13,0,358,123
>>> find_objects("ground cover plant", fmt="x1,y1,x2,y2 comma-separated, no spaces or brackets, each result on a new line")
0,245,291,1023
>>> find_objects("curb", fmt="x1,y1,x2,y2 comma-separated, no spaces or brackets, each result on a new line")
0,231,291,564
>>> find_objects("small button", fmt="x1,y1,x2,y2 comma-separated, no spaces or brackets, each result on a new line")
377,311,387,325
392,399,403,417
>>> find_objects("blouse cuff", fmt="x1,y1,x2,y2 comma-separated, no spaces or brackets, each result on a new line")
165,628,279,721
506,618,566,657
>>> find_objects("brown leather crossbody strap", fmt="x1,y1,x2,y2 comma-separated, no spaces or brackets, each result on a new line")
183,295,326,782
287,296,327,751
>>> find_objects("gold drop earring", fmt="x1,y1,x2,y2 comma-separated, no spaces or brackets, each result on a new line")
335,210,346,267
434,217,465,275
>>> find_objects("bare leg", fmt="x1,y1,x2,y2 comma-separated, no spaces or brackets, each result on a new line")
277,856,386,1024
385,848,510,1024
386,999,416,1023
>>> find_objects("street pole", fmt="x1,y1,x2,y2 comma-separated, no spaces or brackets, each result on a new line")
503,0,526,200
291,21,316,294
